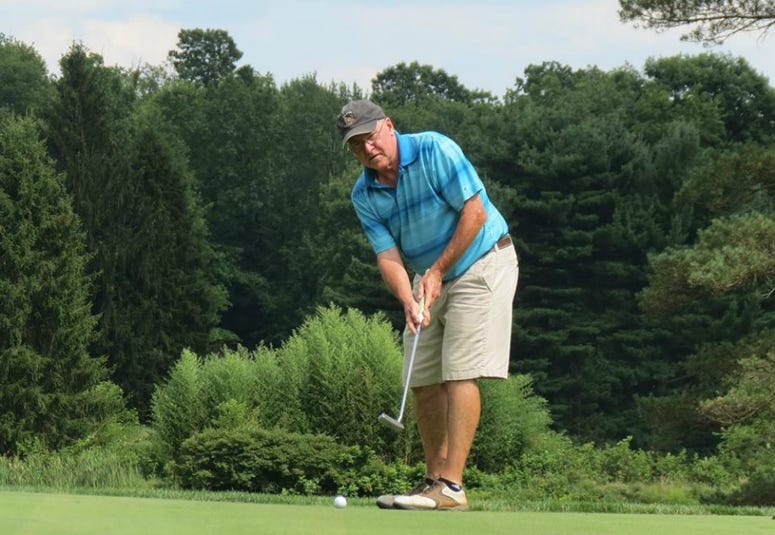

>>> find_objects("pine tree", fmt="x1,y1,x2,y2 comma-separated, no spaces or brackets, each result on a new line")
499,63,690,441
0,115,122,453
46,44,227,413
111,123,228,408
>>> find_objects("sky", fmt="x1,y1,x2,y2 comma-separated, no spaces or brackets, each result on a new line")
3,0,773,97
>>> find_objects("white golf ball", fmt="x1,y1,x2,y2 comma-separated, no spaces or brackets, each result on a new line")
333,495,347,508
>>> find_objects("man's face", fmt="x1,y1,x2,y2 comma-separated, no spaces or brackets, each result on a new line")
347,118,396,171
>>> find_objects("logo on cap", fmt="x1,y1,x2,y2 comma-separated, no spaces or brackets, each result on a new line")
341,111,356,127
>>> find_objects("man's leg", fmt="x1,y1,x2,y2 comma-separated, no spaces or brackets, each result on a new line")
440,379,480,485
413,378,480,484
413,383,447,478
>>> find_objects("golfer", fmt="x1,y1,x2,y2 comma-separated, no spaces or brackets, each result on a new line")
337,100,519,511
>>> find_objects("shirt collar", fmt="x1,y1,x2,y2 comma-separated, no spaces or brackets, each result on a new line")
396,131,419,167
364,131,418,186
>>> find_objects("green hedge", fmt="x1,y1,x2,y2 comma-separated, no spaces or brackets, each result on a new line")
175,425,423,496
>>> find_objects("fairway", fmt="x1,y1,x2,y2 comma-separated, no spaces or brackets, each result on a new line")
1,491,772,535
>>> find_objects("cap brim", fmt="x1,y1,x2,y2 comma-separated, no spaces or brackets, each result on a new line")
341,120,380,147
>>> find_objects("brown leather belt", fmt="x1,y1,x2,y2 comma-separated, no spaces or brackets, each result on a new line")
492,234,512,252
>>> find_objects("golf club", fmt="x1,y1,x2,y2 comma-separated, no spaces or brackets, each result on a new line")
378,299,425,432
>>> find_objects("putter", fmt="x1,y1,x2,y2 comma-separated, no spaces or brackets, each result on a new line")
378,299,425,432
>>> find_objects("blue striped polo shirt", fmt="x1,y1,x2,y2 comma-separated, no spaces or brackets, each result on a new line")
351,130,509,281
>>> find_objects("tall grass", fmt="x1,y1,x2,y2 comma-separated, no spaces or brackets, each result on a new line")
0,420,157,490
0,446,151,489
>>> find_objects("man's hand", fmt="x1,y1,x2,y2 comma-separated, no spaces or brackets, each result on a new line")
403,294,428,335
416,268,443,327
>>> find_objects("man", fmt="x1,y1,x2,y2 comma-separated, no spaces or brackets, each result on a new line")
336,100,519,511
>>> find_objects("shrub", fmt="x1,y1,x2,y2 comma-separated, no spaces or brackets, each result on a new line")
599,437,653,483
150,349,205,458
198,347,260,423
276,306,413,458
716,414,775,474
473,374,554,472
726,467,775,506
688,455,735,487
175,425,396,495
150,306,417,465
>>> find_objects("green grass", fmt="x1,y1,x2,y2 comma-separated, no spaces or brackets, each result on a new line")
1,490,773,535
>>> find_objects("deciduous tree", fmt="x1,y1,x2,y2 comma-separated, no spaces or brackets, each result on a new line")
0,34,51,115
168,28,242,86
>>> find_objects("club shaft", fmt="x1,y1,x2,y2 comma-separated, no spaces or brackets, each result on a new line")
396,323,422,422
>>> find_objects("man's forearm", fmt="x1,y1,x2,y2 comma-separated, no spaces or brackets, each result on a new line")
428,194,488,279
376,247,414,307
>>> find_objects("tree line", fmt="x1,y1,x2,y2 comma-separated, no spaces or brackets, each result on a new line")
0,29,773,464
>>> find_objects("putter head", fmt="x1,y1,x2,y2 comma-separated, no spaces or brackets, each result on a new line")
378,412,404,431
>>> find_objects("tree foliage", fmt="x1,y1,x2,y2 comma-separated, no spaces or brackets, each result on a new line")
168,28,243,86
46,43,227,413
0,34,51,115
0,115,123,453
371,61,494,107
644,54,775,145
619,0,775,44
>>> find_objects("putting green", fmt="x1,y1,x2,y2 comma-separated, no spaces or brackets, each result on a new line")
1,491,771,535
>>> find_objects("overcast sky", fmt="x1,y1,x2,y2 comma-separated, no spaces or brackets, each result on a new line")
4,0,773,97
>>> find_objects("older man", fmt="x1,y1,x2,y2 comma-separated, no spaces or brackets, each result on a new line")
337,100,518,511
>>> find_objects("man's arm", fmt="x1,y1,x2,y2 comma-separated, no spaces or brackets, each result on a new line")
376,247,425,333
376,194,488,332
421,194,488,310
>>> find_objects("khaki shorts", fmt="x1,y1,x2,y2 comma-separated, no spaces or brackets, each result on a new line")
403,243,519,387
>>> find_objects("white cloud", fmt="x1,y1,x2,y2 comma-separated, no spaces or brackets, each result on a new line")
11,18,77,74
80,16,180,69
9,11,180,75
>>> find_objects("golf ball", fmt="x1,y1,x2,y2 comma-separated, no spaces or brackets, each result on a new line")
333,495,347,508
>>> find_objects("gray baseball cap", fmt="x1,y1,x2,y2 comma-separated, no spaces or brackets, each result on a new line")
336,100,386,146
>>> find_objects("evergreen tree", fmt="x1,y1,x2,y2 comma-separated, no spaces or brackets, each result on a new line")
636,146,775,452
46,44,227,412
619,0,775,44
105,123,229,408
498,63,691,441
0,115,123,453
264,76,354,340
313,167,400,326
150,66,281,347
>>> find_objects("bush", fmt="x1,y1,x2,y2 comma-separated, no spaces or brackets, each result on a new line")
198,348,260,423
724,467,775,506
495,434,601,501
151,306,417,465
473,374,554,472
599,437,653,483
275,306,414,458
150,349,205,459
175,425,414,496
